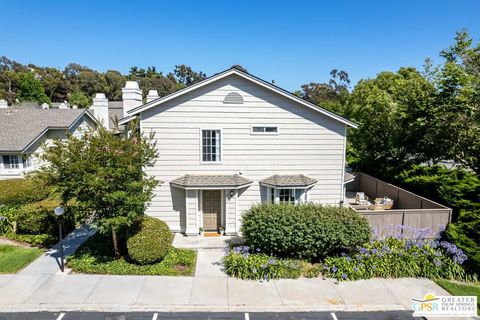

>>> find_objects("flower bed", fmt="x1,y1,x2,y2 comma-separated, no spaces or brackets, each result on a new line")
222,246,303,280
321,237,469,281
223,226,474,282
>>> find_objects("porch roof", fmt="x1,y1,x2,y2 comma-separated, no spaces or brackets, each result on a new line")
260,174,317,188
170,174,252,189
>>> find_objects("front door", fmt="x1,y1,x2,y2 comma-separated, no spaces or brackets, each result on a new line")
203,190,221,231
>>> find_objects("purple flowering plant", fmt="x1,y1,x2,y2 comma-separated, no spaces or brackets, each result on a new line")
321,225,471,282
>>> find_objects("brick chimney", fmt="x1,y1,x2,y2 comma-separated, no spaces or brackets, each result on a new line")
146,90,159,103
122,81,142,117
92,93,109,128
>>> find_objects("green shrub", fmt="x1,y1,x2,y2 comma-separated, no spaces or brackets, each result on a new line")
68,232,195,275
446,209,480,275
394,164,480,212
15,199,61,235
0,205,17,234
5,233,57,247
321,237,470,281
0,178,50,207
223,246,303,280
241,203,371,260
127,216,173,265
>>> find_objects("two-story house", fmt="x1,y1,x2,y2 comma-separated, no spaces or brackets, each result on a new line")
0,101,97,179
119,68,357,236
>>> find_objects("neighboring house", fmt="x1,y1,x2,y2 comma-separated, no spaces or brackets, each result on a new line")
0,101,97,179
118,68,358,236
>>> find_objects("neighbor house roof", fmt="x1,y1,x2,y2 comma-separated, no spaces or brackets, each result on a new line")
119,68,358,128
107,101,124,129
0,108,95,152
170,174,252,189
260,174,318,188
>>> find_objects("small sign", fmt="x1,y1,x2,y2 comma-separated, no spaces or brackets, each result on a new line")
411,293,477,317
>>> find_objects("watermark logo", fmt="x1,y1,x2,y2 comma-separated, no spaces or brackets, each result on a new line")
412,293,477,317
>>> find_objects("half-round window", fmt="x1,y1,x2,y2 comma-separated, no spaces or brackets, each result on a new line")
223,92,244,104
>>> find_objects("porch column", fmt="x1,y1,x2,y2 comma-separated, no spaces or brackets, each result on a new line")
185,189,199,236
224,189,238,235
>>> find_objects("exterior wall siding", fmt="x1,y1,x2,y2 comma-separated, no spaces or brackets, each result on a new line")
140,74,347,232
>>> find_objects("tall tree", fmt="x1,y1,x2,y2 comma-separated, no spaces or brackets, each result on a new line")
347,68,435,171
39,120,158,256
428,30,480,174
300,69,351,115
15,72,51,105
174,64,206,86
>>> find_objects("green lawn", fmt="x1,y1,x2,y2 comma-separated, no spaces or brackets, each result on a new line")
435,279,480,315
67,232,196,276
0,244,43,273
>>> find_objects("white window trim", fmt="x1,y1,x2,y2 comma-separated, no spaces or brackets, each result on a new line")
250,125,279,135
2,155,21,170
199,128,223,164
268,187,307,204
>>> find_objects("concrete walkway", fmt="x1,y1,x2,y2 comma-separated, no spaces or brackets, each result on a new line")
0,229,459,314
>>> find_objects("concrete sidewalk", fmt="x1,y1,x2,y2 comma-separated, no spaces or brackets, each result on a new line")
0,229,456,313
0,274,451,312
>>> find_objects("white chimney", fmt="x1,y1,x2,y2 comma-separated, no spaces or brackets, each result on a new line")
0,100,8,109
146,90,159,103
41,103,49,109
92,93,109,128
58,102,68,109
122,81,142,117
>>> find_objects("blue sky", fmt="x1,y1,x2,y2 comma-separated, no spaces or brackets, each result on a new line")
1,0,479,91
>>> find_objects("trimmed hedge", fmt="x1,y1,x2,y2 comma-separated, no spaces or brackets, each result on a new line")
15,198,61,235
241,203,371,260
127,216,173,265
0,178,50,207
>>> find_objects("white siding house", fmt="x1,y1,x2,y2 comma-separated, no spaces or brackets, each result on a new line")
120,69,357,235
0,106,97,179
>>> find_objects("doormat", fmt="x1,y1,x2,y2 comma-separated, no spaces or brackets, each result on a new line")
204,232,221,237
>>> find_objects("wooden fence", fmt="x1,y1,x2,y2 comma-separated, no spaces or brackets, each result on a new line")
347,172,452,238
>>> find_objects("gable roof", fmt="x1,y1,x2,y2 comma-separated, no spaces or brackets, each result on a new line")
119,68,357,128
0,108,96,152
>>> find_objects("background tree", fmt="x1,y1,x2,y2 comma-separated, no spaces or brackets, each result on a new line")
300,69,351,115
427,30,480,174
38,121,159,256
15,72,51,105
68,90,91,108
346,68,435,172
173,64,206,86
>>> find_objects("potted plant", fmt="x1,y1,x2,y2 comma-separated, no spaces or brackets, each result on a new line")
219,226,225,235
199,226,204,236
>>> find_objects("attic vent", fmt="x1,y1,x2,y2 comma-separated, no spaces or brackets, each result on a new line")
223,92,244,104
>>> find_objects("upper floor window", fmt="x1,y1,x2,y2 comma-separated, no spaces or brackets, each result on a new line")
202,129,222,162
251,126,278,135
2,155,19,169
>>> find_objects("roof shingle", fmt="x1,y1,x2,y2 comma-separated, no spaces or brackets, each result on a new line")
171,174,252,188
0,108,90,152
260,174,317,188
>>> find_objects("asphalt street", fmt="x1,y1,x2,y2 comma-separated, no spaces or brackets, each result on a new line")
0,311,424,320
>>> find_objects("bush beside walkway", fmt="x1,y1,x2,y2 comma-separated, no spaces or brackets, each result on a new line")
67,232,196,276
